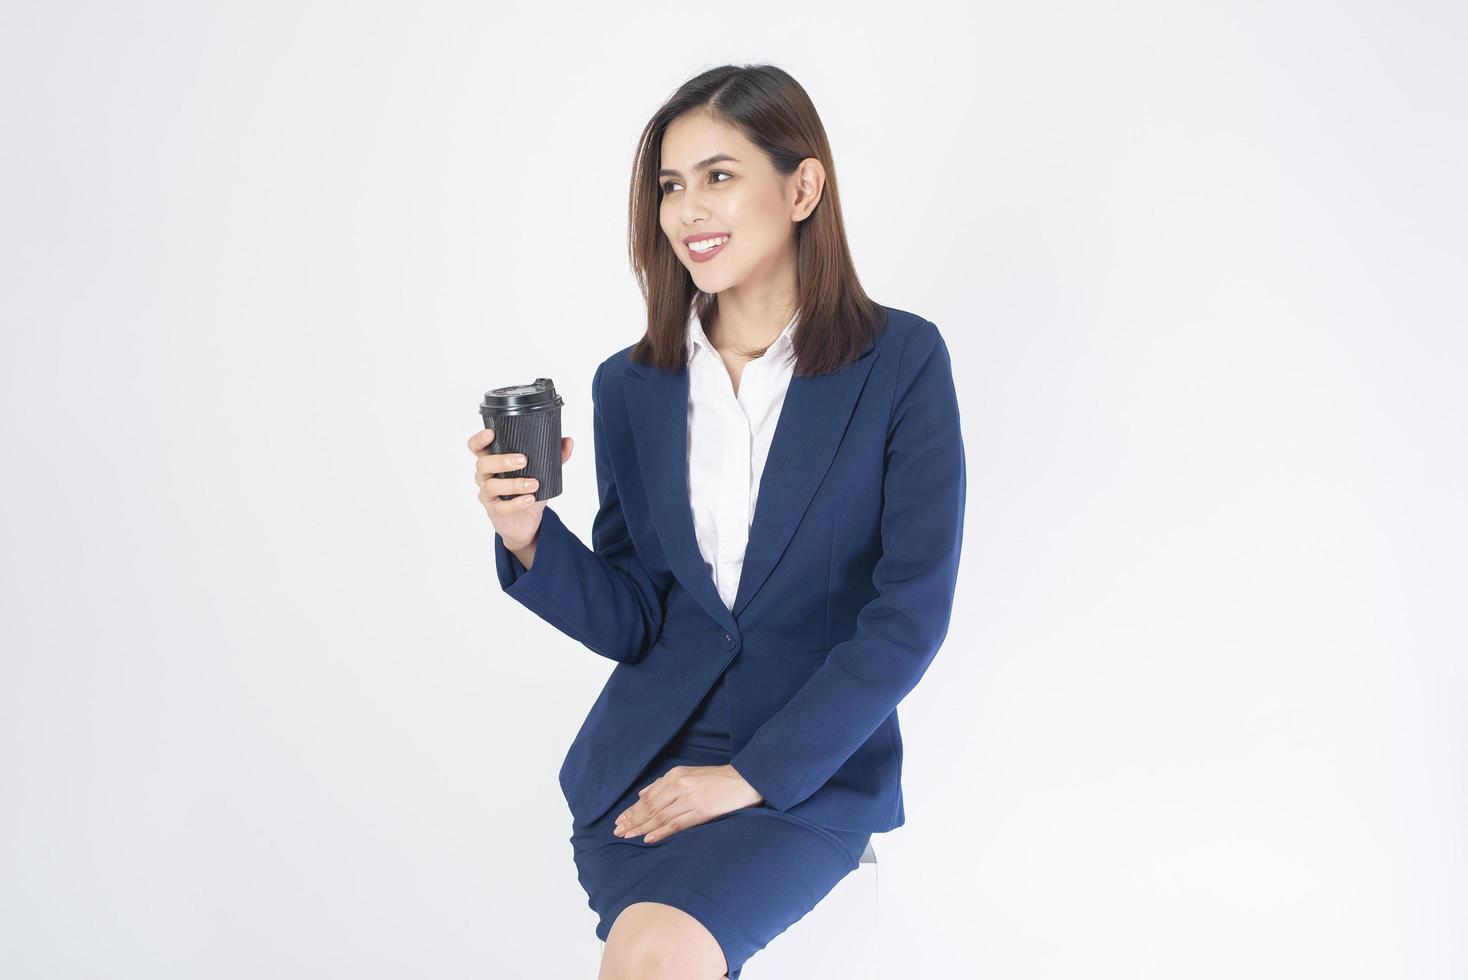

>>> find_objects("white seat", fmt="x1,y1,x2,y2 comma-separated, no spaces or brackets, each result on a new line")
594,841,880,977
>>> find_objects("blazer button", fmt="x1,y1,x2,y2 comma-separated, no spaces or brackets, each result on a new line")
721,631,734,649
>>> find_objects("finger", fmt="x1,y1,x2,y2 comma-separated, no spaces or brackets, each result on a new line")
616,790,678,837
476,451,526,475
644,807,699,844
476,453,529,483
562,436,573,464
630,775,662,805
485,492,539,516
614,795,641,828
620,802,675,839
481,481,539,505
614,800,649,835
468,427,495,455
478,473,540,499
615,769,676,830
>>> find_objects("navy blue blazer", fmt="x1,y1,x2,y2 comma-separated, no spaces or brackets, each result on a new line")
493,305,966,833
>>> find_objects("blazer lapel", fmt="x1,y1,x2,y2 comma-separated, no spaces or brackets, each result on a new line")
731,343,879,617
624,337,880,630
623,363,734,634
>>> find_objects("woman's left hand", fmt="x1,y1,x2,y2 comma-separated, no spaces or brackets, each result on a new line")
613,764,764,843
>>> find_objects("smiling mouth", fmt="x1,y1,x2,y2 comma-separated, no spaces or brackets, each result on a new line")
687,235,730,261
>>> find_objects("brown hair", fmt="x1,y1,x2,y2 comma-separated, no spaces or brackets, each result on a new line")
626,64,887,377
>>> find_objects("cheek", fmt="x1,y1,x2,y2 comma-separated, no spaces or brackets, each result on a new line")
661,217,686,249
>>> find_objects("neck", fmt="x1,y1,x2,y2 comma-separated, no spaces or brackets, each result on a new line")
707,274,798,354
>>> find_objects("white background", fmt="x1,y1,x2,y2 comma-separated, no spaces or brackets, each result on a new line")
3,1,1465,977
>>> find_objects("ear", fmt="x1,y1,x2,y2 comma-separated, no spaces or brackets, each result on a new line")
790,157,826,222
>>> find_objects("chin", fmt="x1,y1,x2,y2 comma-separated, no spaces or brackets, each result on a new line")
693,272,734,292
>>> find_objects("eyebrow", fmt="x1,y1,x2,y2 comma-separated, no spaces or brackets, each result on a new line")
658,153,739,178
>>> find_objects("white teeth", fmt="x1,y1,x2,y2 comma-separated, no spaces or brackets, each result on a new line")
689,236,728,253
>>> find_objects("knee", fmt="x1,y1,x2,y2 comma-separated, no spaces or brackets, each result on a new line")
601,938,678,980
599,903,727,980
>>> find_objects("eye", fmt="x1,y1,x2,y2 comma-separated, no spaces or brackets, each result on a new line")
660,171,732,194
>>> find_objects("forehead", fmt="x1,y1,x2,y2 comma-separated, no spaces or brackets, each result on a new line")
659,112,752,168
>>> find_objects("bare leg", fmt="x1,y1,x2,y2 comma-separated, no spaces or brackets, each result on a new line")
596,901,729,980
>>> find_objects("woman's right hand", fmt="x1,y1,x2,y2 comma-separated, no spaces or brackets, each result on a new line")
468,426,574,551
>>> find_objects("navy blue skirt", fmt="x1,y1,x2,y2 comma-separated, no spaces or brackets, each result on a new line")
569,668,871,979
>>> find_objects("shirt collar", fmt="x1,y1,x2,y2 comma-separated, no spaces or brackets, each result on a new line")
686,294,800,363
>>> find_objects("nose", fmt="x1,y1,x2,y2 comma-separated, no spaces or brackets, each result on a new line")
679,188,710,228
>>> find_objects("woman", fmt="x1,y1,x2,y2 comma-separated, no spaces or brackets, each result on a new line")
469,64,965,980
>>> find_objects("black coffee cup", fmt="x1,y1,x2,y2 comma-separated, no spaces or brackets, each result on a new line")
479,378,565,502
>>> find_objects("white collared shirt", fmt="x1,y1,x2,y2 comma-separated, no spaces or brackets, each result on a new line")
685,296,801,612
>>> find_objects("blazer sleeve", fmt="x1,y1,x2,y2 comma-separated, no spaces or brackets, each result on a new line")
729,320,966,812
492,360,672,665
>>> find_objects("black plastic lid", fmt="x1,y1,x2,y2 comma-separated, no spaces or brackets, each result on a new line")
480,377,564,415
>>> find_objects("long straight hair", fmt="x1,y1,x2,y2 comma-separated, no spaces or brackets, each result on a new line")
626,65,887,377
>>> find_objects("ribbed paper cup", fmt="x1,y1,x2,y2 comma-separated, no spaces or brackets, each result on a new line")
479,378,565,502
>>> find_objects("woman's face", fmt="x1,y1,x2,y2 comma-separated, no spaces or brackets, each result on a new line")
657,112,818,295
